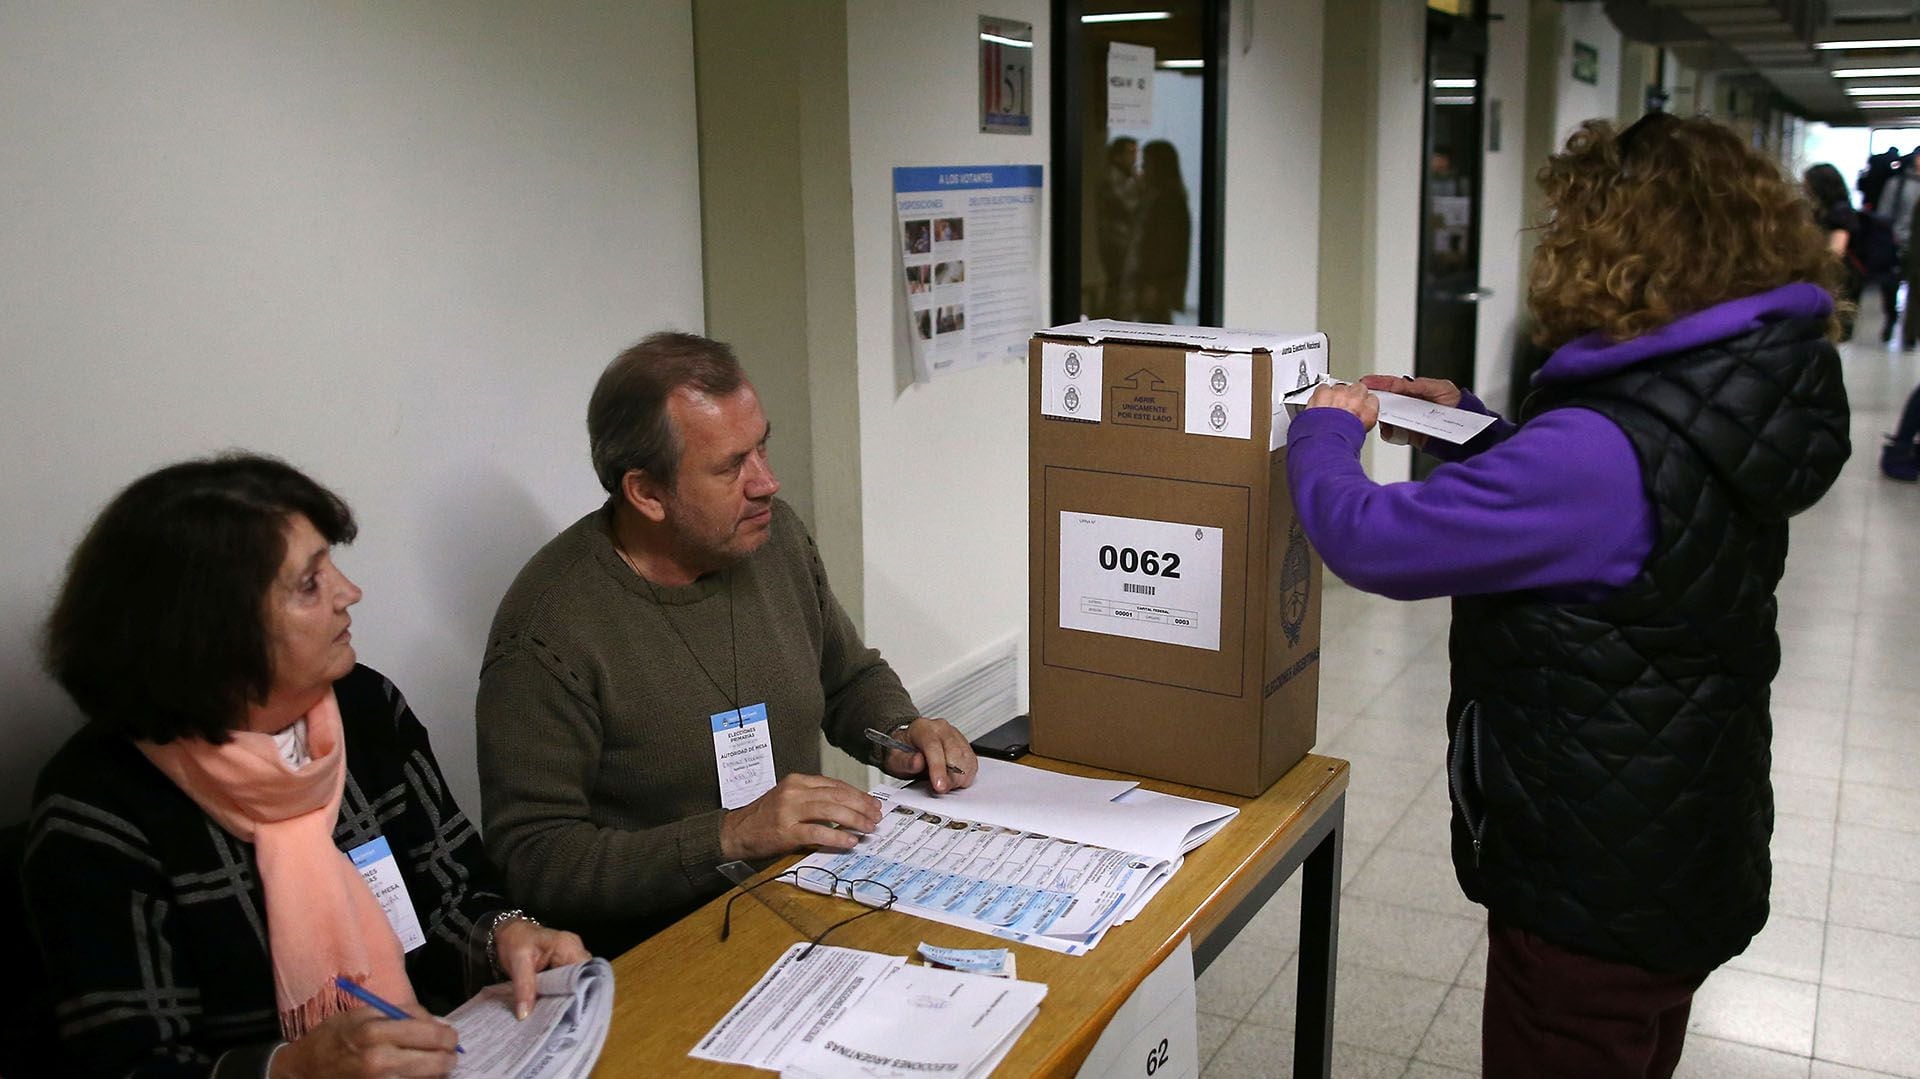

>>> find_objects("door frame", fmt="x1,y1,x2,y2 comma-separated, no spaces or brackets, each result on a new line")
1049,0,1230,325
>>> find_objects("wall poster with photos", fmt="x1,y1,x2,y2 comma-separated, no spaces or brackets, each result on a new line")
893,164,1043,382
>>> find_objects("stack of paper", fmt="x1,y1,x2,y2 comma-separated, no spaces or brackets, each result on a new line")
782,962,1044,1078
692,944,1047,1078
791,759,1237,954
448,958,614,1079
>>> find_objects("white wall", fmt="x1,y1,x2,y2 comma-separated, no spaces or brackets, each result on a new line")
1473,1,1533,414
0,3,704,819
1222,0,1325,332
839,0,1328,707
1368,0,1430,478
1552,3,1622,143
843,1,1048,700
1871,127,1920,156
1807,122,1874,185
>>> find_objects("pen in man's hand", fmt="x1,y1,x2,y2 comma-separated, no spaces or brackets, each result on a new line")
864,726,967,775
336,976,464,1054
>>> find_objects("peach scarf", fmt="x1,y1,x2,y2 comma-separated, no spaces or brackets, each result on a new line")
138,690,415,1039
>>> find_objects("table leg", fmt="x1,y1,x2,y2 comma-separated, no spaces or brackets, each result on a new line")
1293,794,1343,1079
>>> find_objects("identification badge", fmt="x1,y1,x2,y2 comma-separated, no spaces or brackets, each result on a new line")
348,836,426,953
712,703,776,809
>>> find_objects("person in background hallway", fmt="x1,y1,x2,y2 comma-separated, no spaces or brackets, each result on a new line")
1858,145,1899,209
1289,114,1849,1078
1894,151,1920,350
1882,382,1920,480
1873,148,1919,344
23,454,586,1079
1126,140,1191,323
1096,135,1139,317
1807,161,1897,342
476,332,975,959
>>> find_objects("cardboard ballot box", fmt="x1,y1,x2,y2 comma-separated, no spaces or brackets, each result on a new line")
1028,320,1329,796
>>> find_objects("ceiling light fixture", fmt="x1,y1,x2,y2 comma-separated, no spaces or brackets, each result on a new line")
1833,67,1920,78
1157,58,1204,69
1431,78,1478,89
1817,38,1920,51
1082,11,1174,23
1846,86,1920,96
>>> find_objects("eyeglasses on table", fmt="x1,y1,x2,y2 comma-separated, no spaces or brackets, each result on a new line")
720,865,898,959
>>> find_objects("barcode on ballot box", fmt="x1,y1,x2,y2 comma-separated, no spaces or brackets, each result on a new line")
1122,583,1156,596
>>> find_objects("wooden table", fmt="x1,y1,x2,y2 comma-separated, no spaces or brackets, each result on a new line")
591,753,1349,1078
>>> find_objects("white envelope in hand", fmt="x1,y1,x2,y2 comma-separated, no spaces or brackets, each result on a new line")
1280,377,1496,445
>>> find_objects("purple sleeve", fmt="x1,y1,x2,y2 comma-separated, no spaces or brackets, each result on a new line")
1421,389,1518,464
1284,406,1655,601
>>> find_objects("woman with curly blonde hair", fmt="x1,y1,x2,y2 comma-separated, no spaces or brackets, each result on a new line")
1287,112,1851,1078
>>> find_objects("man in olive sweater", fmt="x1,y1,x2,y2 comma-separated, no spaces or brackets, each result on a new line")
477,332,976,957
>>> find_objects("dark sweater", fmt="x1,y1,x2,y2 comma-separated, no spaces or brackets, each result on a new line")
476,499,918,956
23,665,509,1079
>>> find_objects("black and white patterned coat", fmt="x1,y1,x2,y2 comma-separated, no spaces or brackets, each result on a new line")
23,665,510,1078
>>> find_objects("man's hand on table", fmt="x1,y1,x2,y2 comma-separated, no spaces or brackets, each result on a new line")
878,717,977,794
719,774,882,861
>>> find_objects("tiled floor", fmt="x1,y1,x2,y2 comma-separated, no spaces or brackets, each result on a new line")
1197,309,1920,1078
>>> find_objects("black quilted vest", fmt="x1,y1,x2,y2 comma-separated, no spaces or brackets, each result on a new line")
1445,316,1850,973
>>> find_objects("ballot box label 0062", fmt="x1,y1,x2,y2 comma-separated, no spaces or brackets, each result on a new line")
1058,510,1224,652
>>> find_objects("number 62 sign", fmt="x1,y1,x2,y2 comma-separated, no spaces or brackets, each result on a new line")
1075,938,1199,1079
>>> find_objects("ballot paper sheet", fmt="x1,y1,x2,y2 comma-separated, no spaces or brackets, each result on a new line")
782,963,1047,1079
888,758,1238,862
691,946,902,1071
790,759,1236,955
797,798,1158,954
692,944,1047,1078
449,958,614,1079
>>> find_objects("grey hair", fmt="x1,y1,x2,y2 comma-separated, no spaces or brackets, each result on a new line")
587,331,746,493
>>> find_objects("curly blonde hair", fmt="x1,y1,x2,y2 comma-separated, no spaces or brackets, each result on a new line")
1527,113,1843,347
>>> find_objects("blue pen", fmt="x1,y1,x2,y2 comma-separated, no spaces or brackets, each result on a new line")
336,976,464,1054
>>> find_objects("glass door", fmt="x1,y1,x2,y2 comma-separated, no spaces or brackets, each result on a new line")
1414,11,1487,476
1052,0,1226,325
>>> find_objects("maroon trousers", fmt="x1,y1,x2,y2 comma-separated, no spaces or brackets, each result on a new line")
1482,916,1709,1079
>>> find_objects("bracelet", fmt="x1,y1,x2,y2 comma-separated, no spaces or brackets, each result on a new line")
485,908,539,974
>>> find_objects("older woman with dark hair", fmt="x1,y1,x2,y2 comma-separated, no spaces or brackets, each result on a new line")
1289,114,1850,1076
24,453,586,1079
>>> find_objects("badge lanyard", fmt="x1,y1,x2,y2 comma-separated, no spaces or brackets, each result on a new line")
622,547,774,809
641,571,741,714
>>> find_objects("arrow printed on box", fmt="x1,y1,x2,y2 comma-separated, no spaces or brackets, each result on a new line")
1111,368,1181,429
